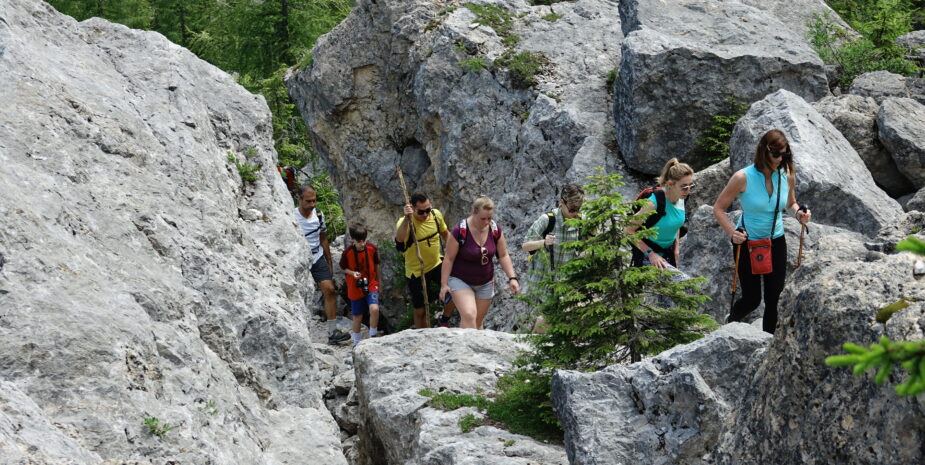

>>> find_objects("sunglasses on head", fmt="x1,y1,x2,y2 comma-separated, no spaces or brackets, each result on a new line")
768,145,790,159
416,207,433,215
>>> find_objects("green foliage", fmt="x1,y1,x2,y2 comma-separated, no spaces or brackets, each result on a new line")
486,370,562,442
459,57,490,71
439,7,457,15
198,400,219,415
458,413,483,433
693,97,748,167
309,172,346,237
826,338,925,396
522,170,716,370
465,3,516,41
807,8,921,88
541,13,563,22
897,236,925,255
496,50,549,89
418,389,491,410
605,68,618,92
418,372,562,442
228,151,261,183
143,416,171,438
826,234,925,396
530,0,568,4
504,439,516,447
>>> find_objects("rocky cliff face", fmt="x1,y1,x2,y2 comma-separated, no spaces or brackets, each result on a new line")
286,0,627,241
0,1,343,463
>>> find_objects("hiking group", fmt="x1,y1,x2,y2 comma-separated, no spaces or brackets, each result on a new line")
293,129,812,345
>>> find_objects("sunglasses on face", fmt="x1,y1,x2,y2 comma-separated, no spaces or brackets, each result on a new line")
768,145,790,159
416,207,432,215
679,183,695,192
562,201,582,214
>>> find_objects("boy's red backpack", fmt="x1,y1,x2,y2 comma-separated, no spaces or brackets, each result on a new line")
277,166,298,200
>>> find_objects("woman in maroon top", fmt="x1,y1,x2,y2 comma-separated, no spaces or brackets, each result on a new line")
439,196,519,329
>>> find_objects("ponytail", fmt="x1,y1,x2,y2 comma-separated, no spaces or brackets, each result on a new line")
657,158,694,186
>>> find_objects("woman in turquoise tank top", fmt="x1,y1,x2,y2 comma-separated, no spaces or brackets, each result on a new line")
713,129,812,334
627,158,694,270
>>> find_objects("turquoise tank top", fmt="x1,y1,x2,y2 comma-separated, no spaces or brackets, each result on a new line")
646,193,685,249
736,164,788,239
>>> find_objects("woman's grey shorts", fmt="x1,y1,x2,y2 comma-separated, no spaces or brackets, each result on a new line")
448,276,495,299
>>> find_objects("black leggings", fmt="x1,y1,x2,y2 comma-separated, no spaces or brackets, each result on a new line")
729,235,787,334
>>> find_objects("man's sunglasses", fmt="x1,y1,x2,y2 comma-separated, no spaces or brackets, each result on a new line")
768,145,791,159
561,201,581,214
417,207,433,215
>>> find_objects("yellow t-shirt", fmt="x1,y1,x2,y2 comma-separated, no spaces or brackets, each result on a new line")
396,209,447,277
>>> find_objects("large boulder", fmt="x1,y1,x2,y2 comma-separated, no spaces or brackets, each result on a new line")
0,1,343,463
615,0,830,174
551,323,772,465
287,0,627,240
730,89,903,236
878,97,925,189
686,158,732,216
352,329,567,465
849,70,925,105
814,94,914,197
714,234,925,464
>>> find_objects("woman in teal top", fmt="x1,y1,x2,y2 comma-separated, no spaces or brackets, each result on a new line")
713,129,812,334
627,158,694,269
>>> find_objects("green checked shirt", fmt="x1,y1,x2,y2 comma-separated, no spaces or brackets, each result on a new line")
523,208,581,296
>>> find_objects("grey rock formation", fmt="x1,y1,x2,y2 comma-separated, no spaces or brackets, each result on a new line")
0,1,343,463
353,329,567,465
287,0,625,241
849,70,925,105
730,89,902,236
551,323,772,465
814,94,914,197
714,234,925,464
615,0,830,174
878,97,925,189
686,158,732,216
902,187,925,212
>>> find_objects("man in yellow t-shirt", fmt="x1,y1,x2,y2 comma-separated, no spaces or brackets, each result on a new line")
395,192,456,328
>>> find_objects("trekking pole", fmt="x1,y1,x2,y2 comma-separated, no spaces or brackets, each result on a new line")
796,204,809,268
396,167,430,314
730,229,744,319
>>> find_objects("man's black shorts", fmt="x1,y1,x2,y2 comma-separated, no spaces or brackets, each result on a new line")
406,266,442,309
310,258,334,283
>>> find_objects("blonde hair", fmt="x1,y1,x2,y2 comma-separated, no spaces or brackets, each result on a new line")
657,158,694,186
472,196,495,213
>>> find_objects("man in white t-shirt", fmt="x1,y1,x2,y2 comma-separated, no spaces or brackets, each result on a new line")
295,185,348,344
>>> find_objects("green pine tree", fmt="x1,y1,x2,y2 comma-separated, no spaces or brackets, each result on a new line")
523,170,717,370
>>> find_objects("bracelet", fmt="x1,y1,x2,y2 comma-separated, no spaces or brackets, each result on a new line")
508,276,519,282
644,248,653,256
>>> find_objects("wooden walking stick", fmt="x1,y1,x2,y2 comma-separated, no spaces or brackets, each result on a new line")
396,167,430,317
796,204,809,268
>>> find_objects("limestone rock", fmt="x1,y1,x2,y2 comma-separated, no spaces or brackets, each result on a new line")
551,323,772,465
686,158,732,216
0,1,343,463
352,329,567,465
714,236,925,464
849,70,925,105
814,94,914,197
615,0,830,174
902,187,925,212
878,97,925,189
286,0,626,242
730,89,902,236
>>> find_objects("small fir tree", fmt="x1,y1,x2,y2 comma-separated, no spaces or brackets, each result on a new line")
524,170,717,370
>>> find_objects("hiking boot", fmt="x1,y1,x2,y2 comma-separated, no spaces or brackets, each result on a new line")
327,331,350,345
437,315,451,328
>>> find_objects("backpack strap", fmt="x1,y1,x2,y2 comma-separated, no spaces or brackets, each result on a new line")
643,189,667,230
528,212,556,257
456,219,501,255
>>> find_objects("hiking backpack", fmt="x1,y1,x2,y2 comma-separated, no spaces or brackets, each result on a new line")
396,209,445,252
454,218,501,256
277,166,299,200
630,186,686,267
